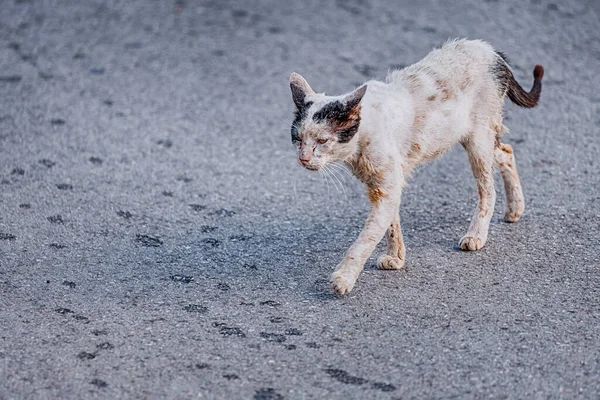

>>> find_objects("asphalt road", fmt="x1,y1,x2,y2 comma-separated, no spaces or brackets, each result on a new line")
1,1,599,399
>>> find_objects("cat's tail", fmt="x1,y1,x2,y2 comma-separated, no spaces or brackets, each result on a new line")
494,52,543,108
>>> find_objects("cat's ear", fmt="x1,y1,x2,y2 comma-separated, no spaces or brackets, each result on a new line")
345,85,367,110
290,73,315,109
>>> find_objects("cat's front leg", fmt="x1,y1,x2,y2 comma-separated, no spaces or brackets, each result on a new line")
377,213,406,270
331,184,402,295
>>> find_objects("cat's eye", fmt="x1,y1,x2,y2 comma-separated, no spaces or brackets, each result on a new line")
317,138,329,145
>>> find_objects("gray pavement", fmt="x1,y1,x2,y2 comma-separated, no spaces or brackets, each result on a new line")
1,0,599,399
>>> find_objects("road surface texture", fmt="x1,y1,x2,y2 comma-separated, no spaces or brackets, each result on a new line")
1,0,599,399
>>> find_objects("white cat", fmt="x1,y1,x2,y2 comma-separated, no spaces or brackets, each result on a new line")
289,39,543,295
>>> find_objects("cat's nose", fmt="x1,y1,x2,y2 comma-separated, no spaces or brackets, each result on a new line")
299,156,311,166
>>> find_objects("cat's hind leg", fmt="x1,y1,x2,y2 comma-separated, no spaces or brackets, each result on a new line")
494,141,525,222
459,131,497,251
377,213,406,270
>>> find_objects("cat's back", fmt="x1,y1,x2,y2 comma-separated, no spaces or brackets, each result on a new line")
387,39,498,89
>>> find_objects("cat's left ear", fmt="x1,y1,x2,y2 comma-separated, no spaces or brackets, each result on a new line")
290,72,315,110
345,85,367,110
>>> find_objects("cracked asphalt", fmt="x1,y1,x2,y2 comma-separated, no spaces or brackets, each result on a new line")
1,0,599,399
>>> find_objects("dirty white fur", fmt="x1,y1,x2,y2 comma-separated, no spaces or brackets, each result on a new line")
290,39,533,295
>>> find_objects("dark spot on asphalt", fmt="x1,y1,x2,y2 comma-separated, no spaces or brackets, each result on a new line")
217,283,230,291
285,344,296,350
210,209,235,217
117,210,133,219
8,42,20,51
157,139,173,148
244,263,258,271
371,382,397,392
254,388,284,400
117,210,132,219
232,9,248,18
268,26,283,34
51,118,65,125
103,100,113,106
56,308,74,315
219,326,246,338
39,72,53,80
184,304,208,313
39,159,55,168
354,64,376,77
135,234,162,247
170,275,193,283
89,156,103,165
92,329,108,336
547,3,558,11
96,342,114,350
212,49,225,57
0,233,16,241
200,225,217,233
223,374,239,380
189,204,206,212
124,42,143,49
324,368,368,385
56,183,73,190
73,52,85,59
1,179,10,184
229,234,251,242
11,168,25,175
90,378,108,388
77,351,96,360
73,314,89,322
422,26,437,33
162,191,174,197
50,243,67,249
176,175,193,183
0,75,22,83
240,301,254,306
260,332,287,343
269,317,284,323
305,342,320,349
260,300,281,307
90,67,105,75
19,203,31,209
201,238,220,247
62,280,76,288
284,328,302,336
47,215,64,224
195,363,210,369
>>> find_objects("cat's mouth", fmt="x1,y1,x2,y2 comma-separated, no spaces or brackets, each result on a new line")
304,165,320,171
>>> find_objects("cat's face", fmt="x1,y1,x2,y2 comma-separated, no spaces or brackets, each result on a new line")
289,73,366,171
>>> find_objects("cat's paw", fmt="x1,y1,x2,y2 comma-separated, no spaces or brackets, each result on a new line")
504,206,524,223
330,269,357,295
458,235,486,251
504,211,522,223
377,255,406,270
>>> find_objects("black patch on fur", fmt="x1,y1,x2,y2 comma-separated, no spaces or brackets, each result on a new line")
312,101,346,122
312,100,361,144
491,51,511,95
291,101,312,143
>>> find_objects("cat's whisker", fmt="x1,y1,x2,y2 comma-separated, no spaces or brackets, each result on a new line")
323,167,339,195
329,162,353,179
325,165,348,199
320,170,332,196
275,153,298,163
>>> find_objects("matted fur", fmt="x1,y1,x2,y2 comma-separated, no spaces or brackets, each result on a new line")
289,39,543,295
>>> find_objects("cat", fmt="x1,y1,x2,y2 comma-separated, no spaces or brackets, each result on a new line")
288,39,543,295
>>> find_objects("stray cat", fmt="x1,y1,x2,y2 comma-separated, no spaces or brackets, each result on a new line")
289,39,543,295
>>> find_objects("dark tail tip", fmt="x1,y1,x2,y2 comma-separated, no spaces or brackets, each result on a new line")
533,65,544,81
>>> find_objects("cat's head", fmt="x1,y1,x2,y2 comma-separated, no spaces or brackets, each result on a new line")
289,73,366,171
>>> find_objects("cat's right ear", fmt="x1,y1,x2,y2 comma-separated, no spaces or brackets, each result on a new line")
290,73,315,110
